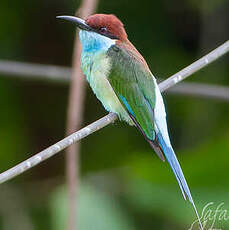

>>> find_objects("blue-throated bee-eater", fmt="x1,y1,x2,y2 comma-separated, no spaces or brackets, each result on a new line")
57,14,203,229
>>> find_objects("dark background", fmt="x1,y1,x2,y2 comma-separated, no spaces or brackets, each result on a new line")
0,0,228,229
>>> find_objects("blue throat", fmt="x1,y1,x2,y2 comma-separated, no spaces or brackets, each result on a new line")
79,30,115,53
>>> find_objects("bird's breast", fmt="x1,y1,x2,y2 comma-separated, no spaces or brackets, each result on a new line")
81,51,132,124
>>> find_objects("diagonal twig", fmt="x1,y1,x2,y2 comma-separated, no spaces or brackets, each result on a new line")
0,40,228,185
159,40,229,91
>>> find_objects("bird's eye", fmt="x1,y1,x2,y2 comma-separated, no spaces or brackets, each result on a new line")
100,27,108,33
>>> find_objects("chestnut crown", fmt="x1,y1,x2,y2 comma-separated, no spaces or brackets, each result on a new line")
85,14,128,41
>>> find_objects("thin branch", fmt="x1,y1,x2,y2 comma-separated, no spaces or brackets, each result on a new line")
65,1,98,230
168,82,229,101
0,113,116,184
0,60,71,83
1,61,229,102
0,40,228,184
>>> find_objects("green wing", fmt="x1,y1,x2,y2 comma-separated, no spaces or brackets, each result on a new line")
107,44,156,140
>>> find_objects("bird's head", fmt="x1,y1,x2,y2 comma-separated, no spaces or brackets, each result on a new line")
57,14,128,42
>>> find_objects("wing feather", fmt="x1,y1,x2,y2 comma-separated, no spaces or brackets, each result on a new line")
107,44,156,141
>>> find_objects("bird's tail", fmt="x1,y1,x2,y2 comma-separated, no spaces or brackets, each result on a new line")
156,131,203,230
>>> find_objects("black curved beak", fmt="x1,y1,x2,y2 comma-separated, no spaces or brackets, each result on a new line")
56,15,93,31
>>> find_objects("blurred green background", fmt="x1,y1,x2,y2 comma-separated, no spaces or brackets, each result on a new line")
0,0,229,229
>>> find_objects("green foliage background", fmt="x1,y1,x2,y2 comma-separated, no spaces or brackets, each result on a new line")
0,0,228,229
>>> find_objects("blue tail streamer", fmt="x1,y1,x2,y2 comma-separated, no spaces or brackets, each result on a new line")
156,131,203,230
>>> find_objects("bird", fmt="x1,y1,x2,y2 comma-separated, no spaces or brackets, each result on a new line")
57,14,203,229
